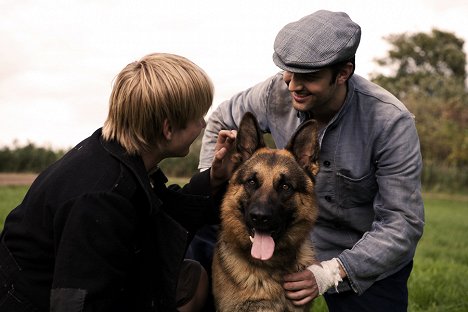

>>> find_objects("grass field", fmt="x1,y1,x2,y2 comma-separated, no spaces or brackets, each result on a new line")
0,185,467,311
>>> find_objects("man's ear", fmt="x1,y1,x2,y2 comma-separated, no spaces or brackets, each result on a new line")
337,62,354,85
162,119,173,141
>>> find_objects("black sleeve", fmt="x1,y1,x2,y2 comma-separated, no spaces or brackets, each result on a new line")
163,169,227,235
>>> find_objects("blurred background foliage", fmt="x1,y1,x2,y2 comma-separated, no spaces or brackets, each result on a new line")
1,29,467,194
370,29,468,193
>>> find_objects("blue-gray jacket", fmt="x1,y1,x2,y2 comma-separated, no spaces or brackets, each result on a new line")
199,72,425,294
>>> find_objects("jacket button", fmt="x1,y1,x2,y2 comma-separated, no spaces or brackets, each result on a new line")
325,195,332,202
323,160,331,167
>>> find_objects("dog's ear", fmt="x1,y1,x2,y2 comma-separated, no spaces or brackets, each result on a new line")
235,112,266,162
285,120,320,177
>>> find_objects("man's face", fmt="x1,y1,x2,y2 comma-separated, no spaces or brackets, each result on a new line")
282,68,338,113
167,117,206,157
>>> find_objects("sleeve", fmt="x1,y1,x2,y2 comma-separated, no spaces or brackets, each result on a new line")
51,192,137,311
165,169,224,233
338,112,425,294
198,75,278,170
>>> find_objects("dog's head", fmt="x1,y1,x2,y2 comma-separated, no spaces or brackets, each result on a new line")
221,112,320,262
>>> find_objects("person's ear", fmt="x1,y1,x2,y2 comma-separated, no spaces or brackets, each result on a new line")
162,119,173,141
337,62,353,84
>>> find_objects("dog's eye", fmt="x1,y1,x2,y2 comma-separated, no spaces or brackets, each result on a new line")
247,179,256,186
280,183,291,191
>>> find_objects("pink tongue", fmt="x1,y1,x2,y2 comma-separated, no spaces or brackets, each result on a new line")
251,233,275,260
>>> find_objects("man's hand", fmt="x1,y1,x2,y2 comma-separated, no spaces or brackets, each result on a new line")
283,269,319,306
284,258,347,305
210,130,237,190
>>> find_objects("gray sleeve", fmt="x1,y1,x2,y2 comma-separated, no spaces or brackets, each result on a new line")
198,75,278,170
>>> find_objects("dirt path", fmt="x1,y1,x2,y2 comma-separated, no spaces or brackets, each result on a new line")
0,173,38,186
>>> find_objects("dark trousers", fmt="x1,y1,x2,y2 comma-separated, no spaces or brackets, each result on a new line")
324,261,413,312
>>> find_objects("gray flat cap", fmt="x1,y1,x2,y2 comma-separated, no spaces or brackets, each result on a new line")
273,10,361,73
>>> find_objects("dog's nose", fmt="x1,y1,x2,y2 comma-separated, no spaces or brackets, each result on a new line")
249,208,272,227
250,212,270,224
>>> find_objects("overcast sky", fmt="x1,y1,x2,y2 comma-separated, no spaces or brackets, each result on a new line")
1,0,467,149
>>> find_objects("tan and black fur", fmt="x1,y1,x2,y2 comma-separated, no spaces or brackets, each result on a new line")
212,112,320,312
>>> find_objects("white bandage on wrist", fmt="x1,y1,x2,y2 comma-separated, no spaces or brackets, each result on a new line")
307,258,343,295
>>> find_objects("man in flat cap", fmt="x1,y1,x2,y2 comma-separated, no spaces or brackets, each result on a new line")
195,10,424,311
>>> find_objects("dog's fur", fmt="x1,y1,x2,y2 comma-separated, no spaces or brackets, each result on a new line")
212,112,320,312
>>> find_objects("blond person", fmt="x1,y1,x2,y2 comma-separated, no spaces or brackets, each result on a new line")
0,53,236,312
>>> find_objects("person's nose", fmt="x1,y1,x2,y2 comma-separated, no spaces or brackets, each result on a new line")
283,71,303,92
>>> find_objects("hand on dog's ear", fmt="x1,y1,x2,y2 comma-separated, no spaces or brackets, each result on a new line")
235,112,266,163
286,120,320,177
210,129,238,190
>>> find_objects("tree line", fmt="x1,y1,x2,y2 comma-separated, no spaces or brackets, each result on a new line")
0,143,66,173
1,29,467,193
0,141,198,178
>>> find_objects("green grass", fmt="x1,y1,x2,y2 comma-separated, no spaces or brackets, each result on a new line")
407,194,468,312
0,185,29,227
310,194,468,312
1,186,467,311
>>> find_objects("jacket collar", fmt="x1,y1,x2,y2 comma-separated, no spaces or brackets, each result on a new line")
96,128,162,215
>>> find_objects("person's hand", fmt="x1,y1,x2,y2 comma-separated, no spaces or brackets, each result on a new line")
210,130,237,190
283,269,319,306
284,258,346,305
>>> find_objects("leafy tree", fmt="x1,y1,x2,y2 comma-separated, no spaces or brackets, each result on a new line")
370,29,468,192
371,29,466,99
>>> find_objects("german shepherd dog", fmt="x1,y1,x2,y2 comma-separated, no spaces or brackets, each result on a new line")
212,112,320,312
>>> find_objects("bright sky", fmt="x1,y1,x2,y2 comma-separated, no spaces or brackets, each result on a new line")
1,0,467,149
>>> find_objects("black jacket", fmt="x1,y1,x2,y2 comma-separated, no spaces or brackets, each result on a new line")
0,129,220,311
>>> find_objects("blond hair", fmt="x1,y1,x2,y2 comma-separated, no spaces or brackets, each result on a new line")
102,53,214,154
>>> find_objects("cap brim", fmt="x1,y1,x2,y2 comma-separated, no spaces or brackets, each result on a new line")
272,52,321,73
